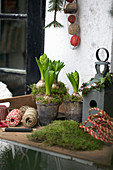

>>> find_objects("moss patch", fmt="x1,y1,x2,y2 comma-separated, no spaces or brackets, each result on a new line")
51,81,67,95
64,92,83,102
27,120,104,151
29,84,46,96
36,94,62,104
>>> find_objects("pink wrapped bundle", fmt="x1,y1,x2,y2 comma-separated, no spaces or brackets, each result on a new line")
6,109,22,127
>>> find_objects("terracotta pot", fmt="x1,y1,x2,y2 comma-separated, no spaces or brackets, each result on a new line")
64,101,82,122
36,102,59,126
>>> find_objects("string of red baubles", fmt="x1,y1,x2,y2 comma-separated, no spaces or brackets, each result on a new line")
64,0,80,48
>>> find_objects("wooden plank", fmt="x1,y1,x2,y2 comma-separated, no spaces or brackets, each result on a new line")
0,94,37,110
0,127,113,166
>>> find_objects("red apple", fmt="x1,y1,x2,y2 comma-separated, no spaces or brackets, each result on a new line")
68,15,76,23
70,35,80,46
66,0,74,2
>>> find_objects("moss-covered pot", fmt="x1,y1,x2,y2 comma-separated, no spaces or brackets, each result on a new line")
36,102,59,126
64,100,82,122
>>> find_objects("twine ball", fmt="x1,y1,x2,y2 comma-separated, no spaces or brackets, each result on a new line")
65,3,78,13
70,35,80,47
68,23,80,35
19,105,29,115
22,107,38,128
6,109,22,127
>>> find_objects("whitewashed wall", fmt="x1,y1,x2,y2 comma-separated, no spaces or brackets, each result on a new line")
45,0,113,94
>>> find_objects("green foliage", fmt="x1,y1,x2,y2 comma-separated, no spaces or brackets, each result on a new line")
29,84,46,96
44,69,55,95
29,82,67,100
64,92,83,102
36,93,62,104
67,71,79,93
45,0,64,28
35,54,49,80
81,86,94,97
48,0,63,12
49,60,65,83
27,120,104,151
44,21,63,28
81,72,113,97
51,81,67,95
39,53,48,66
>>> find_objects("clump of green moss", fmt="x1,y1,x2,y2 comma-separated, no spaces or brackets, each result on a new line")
51,81,67,95
27,120,104,151
29,84,46,96
36,94,62,104
64,92,83,102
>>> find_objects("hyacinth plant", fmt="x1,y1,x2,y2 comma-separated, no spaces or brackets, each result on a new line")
29,54,49,97
49,60,67,97
44,69,55,96
30,54,66,103
36,69,62,104
64,70,83,102
49,60,65,84
35,53,49,89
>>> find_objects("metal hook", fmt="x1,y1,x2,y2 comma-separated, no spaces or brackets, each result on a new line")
96,48,109,62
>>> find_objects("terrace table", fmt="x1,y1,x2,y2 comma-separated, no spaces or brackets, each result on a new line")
0,95,113,168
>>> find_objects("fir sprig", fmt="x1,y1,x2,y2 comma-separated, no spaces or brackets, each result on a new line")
45,0,64,28
48,0,63,12
44,21,63,28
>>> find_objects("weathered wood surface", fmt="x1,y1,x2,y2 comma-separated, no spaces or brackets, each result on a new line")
0,95,113,166
0,126,113,166
0,94,37,110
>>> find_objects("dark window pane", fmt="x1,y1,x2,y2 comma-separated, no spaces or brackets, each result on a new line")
1,0,27,14
0,20,26,69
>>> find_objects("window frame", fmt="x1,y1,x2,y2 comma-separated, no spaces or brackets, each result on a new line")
0,0,46,95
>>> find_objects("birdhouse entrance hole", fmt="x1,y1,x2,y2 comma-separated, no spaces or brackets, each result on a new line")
90,100,97,107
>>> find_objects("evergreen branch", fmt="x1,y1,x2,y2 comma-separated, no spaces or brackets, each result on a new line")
44,20,63,28
48,0,63,11
48,7,62,12
54,20,64,27
46,0,64,28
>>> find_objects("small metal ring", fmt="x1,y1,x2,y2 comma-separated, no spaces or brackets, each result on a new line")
96,48,109,62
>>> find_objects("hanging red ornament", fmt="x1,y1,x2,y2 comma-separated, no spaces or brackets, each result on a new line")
68,15,76,23
70,35,80,46
66,0,74,2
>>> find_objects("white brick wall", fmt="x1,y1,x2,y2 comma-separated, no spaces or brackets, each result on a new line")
45,0,113,94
